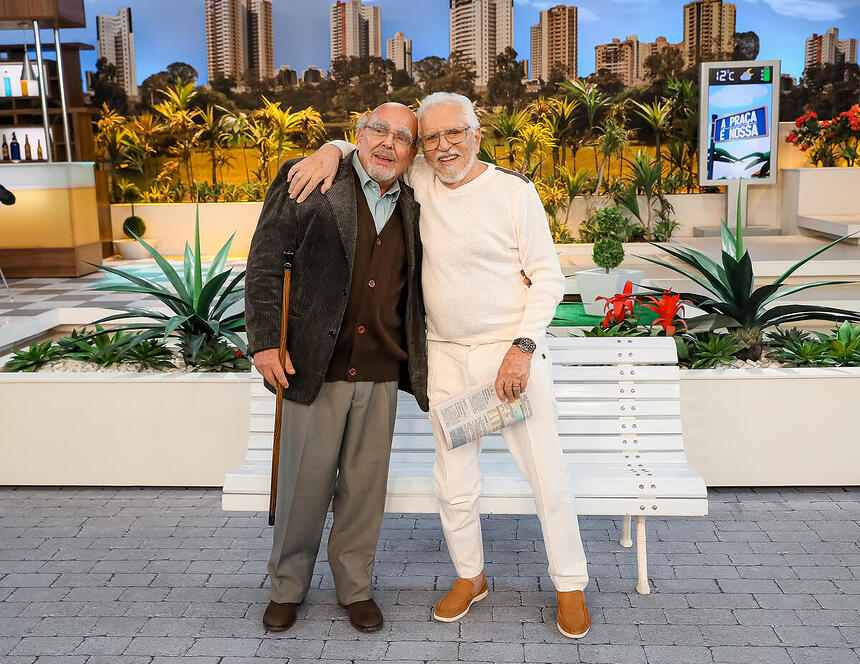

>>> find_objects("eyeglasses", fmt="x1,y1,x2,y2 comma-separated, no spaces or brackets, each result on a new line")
363,122,415,148
419,126,476,152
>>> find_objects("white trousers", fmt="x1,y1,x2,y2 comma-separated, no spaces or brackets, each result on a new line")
428,338,589,592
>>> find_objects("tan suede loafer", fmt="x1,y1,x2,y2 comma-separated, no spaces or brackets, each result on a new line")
556,590,590,639
433,577,489,622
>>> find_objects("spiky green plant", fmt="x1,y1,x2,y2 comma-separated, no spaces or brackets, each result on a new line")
2,341,64,372
770,339,835,367
88,203,247,367
637,191,860,360
124,339,176,371
690,333,743,369
815,321,860,366
58,326,136,367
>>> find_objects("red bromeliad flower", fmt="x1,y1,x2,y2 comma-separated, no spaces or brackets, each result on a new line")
639,291,691,336
596,280,636,328
235,349,243,358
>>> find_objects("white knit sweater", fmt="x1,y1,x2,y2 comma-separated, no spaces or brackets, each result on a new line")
330,143,564,344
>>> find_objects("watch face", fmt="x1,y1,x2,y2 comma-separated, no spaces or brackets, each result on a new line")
515,338,536,353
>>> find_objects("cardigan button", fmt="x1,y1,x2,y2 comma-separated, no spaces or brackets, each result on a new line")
348,368,357,377
357,325,366,334
368,279,376,288
376,238,382,246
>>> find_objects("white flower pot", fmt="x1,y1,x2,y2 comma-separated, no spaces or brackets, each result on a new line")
115,238,157,260
575,268,644,316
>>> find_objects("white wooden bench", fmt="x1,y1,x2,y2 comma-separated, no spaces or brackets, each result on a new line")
223,336,708,594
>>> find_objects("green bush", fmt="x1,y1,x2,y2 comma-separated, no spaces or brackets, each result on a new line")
122,215,146,239
593,237,624,271
595,206,628,239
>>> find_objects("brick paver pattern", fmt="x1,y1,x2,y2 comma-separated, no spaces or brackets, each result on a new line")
0,486,858,663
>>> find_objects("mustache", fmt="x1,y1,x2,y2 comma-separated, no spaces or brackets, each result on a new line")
372,148,396,161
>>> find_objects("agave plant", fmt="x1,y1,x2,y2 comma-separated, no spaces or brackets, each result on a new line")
2,341,63,372
88,204,247,366
637,193,860,360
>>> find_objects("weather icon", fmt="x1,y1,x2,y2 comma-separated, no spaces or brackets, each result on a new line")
740,68,753,81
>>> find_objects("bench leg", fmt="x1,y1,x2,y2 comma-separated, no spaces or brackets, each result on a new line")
620,515,632,548
635,515,650,595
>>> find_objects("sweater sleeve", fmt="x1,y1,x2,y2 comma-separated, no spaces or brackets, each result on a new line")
244,163,296,358
514,183,564,341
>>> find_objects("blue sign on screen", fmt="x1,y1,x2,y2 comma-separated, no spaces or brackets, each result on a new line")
713,106,769,142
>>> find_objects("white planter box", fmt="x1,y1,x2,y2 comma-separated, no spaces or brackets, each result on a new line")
0,371,253,486
575,268,643,315
679,367,860,486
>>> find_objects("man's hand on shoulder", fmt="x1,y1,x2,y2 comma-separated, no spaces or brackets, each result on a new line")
253,348,296,390
287,144,342,203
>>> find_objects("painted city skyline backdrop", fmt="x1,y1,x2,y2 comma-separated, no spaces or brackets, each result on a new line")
2,0,859,84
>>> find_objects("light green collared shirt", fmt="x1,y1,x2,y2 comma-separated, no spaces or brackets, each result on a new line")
352,151,401,235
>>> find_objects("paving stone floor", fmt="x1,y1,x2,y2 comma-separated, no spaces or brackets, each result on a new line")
0,486,858,663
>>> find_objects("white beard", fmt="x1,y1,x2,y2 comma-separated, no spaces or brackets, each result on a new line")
432,149,477,185
365,160,397,183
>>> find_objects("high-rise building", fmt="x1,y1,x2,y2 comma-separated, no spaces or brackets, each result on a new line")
805,27,858,70
248,0,274,81
386,31,413,78
96,7,138,99
595,34,682,87
330,0,382,66
205,0,274,83
303,66,325,84
206,0,248,82
449,0,514,89
529,4,577,83
276,65,298,87
682,0,735,66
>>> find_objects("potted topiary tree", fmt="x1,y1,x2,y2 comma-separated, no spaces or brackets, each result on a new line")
575,206,644,315
114,184,158,259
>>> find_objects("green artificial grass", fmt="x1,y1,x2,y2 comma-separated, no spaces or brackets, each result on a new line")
551,301,659,327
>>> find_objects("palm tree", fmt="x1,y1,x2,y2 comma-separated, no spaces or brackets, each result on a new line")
488,108,530,168
630,99,673,193
558,79,610,173
558,166,592,228
126,112,163,181
198,105,229,186
622,150,662,240
513,121,557,176
542,96,579,174
294,107,326,156
665,77,698,191
594,116,631,195
219,109,253,184
254,96,301,174
153,79,202,185
244,119,277,185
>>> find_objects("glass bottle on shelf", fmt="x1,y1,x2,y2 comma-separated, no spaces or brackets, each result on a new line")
37,139,43,160
9,132,20,161
2,135,8,160
24,134,31,160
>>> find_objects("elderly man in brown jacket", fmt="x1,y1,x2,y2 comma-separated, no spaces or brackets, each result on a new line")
244,102,428,634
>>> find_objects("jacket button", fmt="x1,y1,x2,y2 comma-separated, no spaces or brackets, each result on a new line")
357,325,366,334
368,279,376,288
342,288,348,296
348,368,357,377
328,330,336,337
376,238,382,246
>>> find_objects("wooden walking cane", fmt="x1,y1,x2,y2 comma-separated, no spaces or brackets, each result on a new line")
268,249,294,527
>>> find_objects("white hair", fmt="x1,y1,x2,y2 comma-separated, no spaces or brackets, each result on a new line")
417,92,479,128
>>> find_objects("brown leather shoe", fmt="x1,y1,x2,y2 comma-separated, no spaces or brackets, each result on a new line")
557,590,590,639
433,577,489,622
263,600,298,632
342,598,384,632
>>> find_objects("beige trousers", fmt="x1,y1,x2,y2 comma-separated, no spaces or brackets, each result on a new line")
428,339,589,592
267,380,398,605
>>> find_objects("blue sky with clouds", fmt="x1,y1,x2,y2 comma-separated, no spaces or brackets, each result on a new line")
2,0,858,85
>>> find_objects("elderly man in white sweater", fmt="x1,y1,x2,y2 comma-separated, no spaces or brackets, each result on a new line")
286,92,591,639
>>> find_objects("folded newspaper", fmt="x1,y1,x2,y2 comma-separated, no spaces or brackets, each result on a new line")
433,383,534,450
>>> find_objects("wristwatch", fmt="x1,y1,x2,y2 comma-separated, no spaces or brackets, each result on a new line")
512,337,536,355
